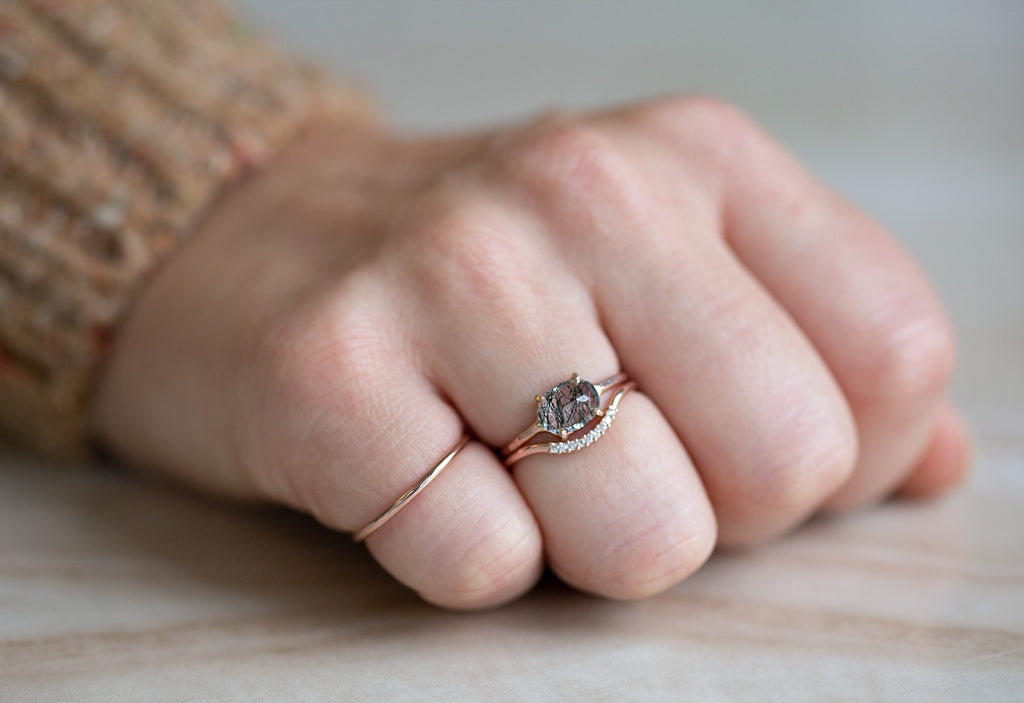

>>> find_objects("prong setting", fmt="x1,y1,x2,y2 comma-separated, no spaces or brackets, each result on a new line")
535,374,601,436
503,378,634,466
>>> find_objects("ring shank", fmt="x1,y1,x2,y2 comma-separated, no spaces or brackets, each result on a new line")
353,434,471,543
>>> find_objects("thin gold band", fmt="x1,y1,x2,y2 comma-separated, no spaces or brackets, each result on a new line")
353,433,471,543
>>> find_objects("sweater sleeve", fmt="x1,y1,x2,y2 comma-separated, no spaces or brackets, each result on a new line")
0,0,373,459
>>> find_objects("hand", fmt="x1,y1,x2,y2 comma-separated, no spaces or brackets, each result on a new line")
89,97,970,609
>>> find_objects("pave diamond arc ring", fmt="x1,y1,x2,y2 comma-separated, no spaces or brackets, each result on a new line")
502,373,635,467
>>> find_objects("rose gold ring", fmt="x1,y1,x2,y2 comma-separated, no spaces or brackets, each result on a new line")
502,373,634,467
353,433,471,543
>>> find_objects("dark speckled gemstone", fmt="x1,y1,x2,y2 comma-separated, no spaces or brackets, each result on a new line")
537,377,599,435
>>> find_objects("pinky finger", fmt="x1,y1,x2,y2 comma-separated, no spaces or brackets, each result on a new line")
896,402,972,500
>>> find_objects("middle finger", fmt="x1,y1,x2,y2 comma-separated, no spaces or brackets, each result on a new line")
403,185,716,599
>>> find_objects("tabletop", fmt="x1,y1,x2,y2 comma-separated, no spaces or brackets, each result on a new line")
2,2,1022,700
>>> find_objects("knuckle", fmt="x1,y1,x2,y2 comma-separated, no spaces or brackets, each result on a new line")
404,196,542,334
630,95,768,174
236,291,386,504
856,305,957,404
254,295,380,409
640,94,759,142
497,117,640,213
744,398,859,517
418,203,514,294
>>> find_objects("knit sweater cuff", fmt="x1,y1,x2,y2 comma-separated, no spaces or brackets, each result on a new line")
0,0,374,459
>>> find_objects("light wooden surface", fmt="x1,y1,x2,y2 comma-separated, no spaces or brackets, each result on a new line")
3,2,1022,700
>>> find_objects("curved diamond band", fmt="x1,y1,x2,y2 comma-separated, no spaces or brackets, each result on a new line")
502,373,634,467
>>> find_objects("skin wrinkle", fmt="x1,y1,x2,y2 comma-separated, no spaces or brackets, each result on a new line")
244,317,371,505
371,451,541,606
421,506,542,605
491,127,667,293
579,522,710,598
606,97,735,211
245,299,463,530
724,381,858,516
587,491,713,590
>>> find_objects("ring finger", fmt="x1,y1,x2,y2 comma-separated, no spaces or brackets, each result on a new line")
406,188,716,599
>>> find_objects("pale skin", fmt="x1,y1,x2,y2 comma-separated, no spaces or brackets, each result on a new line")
88,97,971,609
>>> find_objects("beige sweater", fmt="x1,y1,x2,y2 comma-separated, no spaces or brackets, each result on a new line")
0,0,371,459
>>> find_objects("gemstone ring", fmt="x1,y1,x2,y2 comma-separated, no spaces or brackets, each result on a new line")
502,373,634,467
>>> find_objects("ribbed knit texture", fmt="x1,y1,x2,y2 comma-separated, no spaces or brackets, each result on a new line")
0,0,373,459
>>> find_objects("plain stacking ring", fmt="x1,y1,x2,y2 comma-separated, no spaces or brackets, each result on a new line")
502,373,635,467
353,433,471,543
